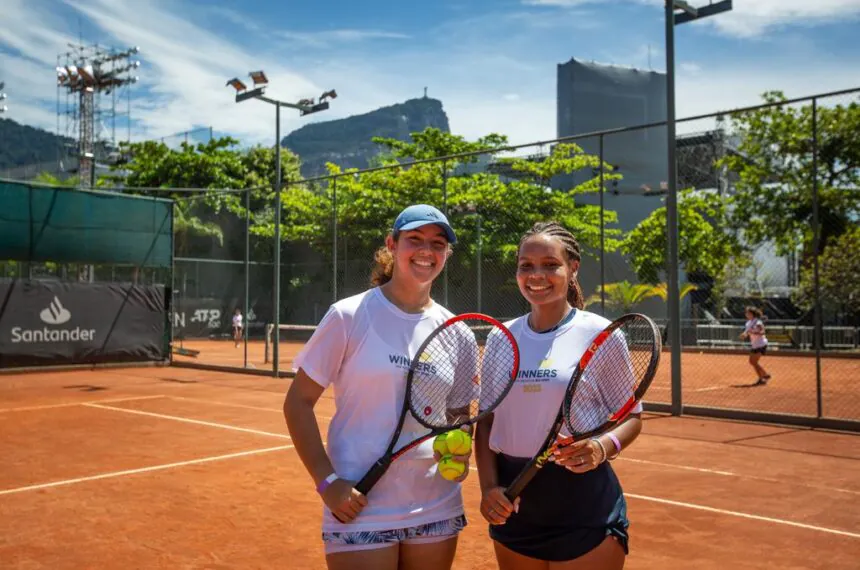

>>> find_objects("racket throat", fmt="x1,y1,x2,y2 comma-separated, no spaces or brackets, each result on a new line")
354,457,393,495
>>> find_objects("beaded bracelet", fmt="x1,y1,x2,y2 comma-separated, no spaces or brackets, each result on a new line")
592,438,608,464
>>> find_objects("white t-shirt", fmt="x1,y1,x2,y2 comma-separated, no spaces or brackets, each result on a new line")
293,287,465,533
488,310,642,458
744,318,767,348
232,314,243,327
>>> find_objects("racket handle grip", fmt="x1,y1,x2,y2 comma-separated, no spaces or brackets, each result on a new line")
354,458,391,496
503,463,540,501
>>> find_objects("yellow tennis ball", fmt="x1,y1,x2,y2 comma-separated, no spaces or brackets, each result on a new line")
433,433,450,456
438,455,466,481
445,429,472,456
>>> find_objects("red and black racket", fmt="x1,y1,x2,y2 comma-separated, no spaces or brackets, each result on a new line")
354,313,520,497
504,313,661,500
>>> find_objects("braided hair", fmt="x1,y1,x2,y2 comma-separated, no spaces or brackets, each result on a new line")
518,221,584,309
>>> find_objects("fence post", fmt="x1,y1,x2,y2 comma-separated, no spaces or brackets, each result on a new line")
332,178,338,303
665,1,683,416
477,213,483,313
273,104,282,377
244,187,250,369
812,97,823,418
599,134,606,316
442,159,449,307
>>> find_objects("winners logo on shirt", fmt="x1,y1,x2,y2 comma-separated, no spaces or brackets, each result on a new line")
517,358,558,382
388,353,438,374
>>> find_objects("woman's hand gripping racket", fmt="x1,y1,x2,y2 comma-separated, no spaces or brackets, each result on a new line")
352,314,520,501
504,313,661,501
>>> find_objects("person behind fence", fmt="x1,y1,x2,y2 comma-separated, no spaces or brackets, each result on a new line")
740,306,771,386
283,205,471,570
474,221,641,570
232,308,243,348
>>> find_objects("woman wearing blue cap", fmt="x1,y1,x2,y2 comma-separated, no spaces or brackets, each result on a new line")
285,205,469,570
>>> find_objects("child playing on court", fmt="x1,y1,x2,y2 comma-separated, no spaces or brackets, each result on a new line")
284,205,471,570
740,306,771,386
474,221,642,570
232,308,243,348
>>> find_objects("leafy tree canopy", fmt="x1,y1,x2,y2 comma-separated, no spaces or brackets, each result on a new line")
717,91,860,256
622,189,744,284
273,129,623,261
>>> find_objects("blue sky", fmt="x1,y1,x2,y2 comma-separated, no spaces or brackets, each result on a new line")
1,0,859,147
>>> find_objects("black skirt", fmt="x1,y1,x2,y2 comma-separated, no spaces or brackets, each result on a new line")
489,452,630,562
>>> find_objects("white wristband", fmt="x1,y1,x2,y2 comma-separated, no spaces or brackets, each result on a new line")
316,472,338,494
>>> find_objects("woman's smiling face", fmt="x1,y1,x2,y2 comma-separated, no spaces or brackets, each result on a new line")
387,224,450,285
516,234,579,307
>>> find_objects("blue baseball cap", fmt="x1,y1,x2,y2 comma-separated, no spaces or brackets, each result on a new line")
392,204,457,244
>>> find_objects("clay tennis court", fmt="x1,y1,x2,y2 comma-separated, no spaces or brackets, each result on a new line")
175,338,860,420
1,365,858,568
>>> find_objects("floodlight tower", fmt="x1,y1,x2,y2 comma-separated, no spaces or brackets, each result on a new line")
664,0,733,415
56,44,141,188
226,71,337,376
0,81,7,114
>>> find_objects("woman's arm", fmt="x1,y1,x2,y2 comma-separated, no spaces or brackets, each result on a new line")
474,414,499,492
596,413,642,458
553,414,643,472
475,413,518,525
284,370,367,523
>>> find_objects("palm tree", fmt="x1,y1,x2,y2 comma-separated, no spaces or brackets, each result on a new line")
585,281,698,313
173,199,224,255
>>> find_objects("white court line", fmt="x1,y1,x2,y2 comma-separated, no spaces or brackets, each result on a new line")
0,445,293,497
169,396,285,414
619,457,860,496
0,395,166,413
688,386,728,393
165,396,334,421
84,403,291,440
624,493,860,539
465,467,858,538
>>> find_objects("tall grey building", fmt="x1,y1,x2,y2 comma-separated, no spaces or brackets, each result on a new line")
557,57,668,202
554,58,670,315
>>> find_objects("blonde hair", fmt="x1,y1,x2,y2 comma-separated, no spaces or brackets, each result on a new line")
370,243,395,287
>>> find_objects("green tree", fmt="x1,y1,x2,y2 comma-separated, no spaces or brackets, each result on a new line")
108,137,302,256
717,91,860,257
276,128,623,261
794,226,860,316
622,189,744,284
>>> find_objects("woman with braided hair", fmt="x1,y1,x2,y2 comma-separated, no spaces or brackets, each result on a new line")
473,221,642,569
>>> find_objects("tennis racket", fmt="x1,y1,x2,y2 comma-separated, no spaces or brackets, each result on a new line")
504,313,661,500
354,313,520,497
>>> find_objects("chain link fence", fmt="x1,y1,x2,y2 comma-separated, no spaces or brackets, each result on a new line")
24,88,848,429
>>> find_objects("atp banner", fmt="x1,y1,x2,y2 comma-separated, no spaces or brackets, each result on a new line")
0,280,168,368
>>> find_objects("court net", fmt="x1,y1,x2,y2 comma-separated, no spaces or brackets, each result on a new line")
264,324,318,364
263,321,499,365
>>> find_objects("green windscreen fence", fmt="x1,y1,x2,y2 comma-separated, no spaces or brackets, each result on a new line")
0,180,172,267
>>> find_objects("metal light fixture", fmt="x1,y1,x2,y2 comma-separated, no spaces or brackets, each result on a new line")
226,77,248,93
226,68,338,376
249,70,268,86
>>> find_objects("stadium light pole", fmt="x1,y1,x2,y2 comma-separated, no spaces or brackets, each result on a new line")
665,0,733,415
1,81,8,114
227,71,337,377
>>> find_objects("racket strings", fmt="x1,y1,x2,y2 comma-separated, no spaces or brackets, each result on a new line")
409,319,517,429
565,320,657,434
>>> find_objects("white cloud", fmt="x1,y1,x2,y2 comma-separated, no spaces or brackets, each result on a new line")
522,0,860,37
277,29,411,48
0,0,858,158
